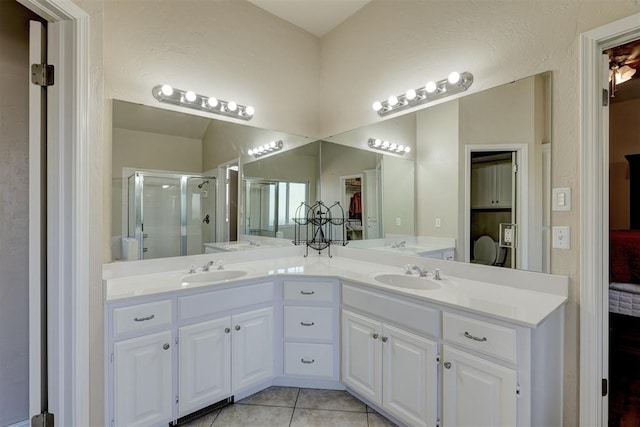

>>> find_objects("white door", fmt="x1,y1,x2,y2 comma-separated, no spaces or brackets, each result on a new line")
363,169,379,239
382,324,438,427
495,160,514,208
232,307,274,392
470,162,495,208
341,310,382,405
442,345,517,427
179,317,231,416
114,331,173,427
28,19,46,421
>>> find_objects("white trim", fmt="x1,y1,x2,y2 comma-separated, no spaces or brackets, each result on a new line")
579,12,640,427
6,420,30,427
18,0,90,425
463,144,529,269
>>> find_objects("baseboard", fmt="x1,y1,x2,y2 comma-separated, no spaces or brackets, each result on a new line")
6,420,29,427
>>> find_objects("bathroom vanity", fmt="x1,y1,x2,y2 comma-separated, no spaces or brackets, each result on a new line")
103,247,567,427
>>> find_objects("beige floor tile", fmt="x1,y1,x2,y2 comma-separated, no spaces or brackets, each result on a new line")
368,412,398,427
212,404,293,427
290,408,368,427
295,388,366,412
237,386,299,407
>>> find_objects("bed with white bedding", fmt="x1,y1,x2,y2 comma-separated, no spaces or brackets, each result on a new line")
610,230,640,317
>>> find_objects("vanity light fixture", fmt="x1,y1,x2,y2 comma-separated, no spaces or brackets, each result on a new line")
372,71,473,117
368,138,411,155
152,85,254,121
248,140,283,158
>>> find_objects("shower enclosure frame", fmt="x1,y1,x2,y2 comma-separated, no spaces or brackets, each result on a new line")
123,168,215,260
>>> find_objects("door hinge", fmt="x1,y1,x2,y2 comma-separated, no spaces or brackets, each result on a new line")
110,353,114,364
175,336,179,345
516,383,521,396
436,354,441,364
512,163,519,174
436,417,440,427
31,63,54,87
175,395,179,405
603,88,609,107
602,378,608,396
31,411,54,427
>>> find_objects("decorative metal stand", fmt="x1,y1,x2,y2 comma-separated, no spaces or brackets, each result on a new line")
293,201,348,257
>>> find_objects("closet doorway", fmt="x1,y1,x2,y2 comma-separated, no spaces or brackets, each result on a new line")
340,174,364,240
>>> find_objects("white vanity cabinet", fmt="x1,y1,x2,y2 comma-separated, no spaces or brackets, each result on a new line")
110,300,175,427
341,284,439,427
282,279,339,381
440,309,563,427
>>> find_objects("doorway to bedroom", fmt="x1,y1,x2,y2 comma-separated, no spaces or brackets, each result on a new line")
606,37,640,427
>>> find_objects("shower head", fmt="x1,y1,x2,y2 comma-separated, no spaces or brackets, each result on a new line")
197,180,209,189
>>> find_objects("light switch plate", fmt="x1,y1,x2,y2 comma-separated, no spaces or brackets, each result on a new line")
552,187,571,211
552,226,571,249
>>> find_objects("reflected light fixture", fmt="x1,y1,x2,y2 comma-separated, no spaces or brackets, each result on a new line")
152,85,254,121
368,138,411,155
372,71,473,117
248,140,283,158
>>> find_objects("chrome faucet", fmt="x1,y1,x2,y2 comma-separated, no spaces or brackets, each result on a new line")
411,265,429,277
391,241,406,248
202,260,224,271
248,239,261,246
433,268,441,280
202,261,215,271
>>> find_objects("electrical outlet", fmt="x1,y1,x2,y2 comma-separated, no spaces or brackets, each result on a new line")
435,218,441,228
395,217,401,226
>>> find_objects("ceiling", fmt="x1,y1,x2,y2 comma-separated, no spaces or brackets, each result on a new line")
247,0,371,37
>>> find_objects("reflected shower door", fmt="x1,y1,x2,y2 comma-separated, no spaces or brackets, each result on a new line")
139,175,182,259
245,181,278,237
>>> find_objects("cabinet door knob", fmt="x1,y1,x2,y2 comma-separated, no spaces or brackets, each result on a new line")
372,333,379,339
381,336,388,343
163,343,170,350
444,362,451,369
235,325,241,331
225,328,231,333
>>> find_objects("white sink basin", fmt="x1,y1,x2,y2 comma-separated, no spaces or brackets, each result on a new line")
374,274,442,290
182,270,248,283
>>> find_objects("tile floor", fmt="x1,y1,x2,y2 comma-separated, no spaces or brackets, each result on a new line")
183,387,398,427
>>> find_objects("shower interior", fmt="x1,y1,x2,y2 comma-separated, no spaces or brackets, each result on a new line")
126,171,216,260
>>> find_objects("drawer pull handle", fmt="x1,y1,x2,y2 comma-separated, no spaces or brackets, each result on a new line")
444,362,451,369
134,314,155,322
372,333,379,339
300,358,315,364
163,343,170,350
300,290,315,295
464,331,487,342
381,336,388,343
300,322,315,327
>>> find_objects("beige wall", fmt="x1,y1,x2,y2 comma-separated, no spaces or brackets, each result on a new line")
382,156,415,236
610,98,640,230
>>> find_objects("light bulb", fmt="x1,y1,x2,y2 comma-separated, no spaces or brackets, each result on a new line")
248,149,254,156
404,146,411,153
398,145,405,152
425,81,437,93
258,146,264,153
388,95,399,107
245,106,255,116
269,141,277,148
389,143,398,151
185,91,197,102
406,89,417,101
207,97,218,107
374,139,382,147
161,85,174,96
372,101,383,112
382,140,390,148
448,71,461,85
228,101,238,112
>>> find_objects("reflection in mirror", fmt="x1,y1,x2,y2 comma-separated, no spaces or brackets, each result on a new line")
110,100,312,261
321,72,551,273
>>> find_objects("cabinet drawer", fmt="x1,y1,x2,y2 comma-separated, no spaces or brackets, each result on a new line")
342,285,439,337
284,306,333,340
284,342,334,378
442,312,517,363
113,300,172,338
283,280,334,303
179,282,273,322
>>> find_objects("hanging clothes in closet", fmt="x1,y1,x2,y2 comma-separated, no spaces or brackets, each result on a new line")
349,192,362,220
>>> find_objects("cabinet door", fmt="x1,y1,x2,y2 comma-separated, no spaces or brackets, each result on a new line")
471,162,495,208
382,324,438,427
178,317,231,416
341,310,382,405
114,331,173,427
494,161,513,208
232,307,274,392
442,345,517,427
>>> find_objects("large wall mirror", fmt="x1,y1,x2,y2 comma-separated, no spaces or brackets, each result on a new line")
110,72,551,273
